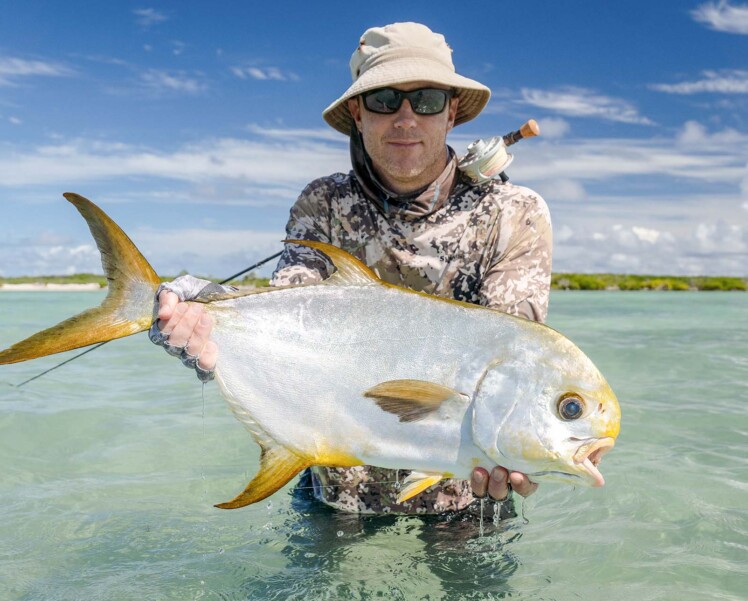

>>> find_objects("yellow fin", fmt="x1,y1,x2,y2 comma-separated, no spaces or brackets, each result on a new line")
397,471,446,503
214,443,309,510
0,193,161,364
364,379,466,423
285,239,379,286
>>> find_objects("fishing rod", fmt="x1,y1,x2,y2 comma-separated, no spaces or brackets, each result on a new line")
15,251,283,387
15,119,540,387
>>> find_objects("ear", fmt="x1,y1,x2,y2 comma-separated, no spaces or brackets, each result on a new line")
348,98,362,132
447,95,459,129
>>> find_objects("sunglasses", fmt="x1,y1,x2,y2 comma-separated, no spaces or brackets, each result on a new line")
361,87,453,115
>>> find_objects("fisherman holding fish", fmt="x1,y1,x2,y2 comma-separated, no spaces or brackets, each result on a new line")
154,23,552,516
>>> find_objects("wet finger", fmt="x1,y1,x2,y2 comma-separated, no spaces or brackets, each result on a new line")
197,340,218,371
487,466,510,501
185,313,213,358
168,303,202,347
157,291,179,322
470,467,490,498
158,301,188,336
509,471,539,498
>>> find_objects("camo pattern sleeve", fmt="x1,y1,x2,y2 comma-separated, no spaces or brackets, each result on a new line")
478,184,552,322
270,177,338,287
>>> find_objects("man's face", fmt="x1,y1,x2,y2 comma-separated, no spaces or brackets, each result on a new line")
348,81,459,195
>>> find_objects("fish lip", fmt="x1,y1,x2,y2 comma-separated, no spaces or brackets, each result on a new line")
571,437,615,487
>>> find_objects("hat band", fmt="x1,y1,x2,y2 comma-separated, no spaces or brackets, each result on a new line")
356,46,455,79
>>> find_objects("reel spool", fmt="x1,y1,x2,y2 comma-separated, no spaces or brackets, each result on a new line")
458,119,540,185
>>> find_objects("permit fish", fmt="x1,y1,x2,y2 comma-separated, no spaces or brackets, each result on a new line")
0,193,621,509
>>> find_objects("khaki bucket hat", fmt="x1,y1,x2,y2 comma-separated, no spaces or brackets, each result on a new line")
323,22,491,135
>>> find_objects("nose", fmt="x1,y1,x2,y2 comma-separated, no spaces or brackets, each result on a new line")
393,99,418,129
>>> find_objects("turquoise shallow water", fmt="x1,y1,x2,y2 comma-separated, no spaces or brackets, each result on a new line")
0,290,746,600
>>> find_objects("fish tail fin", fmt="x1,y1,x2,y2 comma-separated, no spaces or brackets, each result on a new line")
0,193,161,365
215,443,309,509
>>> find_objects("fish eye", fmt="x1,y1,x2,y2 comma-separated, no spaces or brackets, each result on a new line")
558,393,585,421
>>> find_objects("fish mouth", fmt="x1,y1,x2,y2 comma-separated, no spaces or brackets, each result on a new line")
572,437,615,487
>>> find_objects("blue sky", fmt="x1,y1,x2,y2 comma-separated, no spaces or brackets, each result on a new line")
1,1,747,277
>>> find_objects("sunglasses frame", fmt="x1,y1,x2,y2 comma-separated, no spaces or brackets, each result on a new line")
360,87,454,116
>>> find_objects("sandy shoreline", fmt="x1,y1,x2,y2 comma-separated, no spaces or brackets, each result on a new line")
0,283,104,291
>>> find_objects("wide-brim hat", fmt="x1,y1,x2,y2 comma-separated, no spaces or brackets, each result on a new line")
323,22,491,135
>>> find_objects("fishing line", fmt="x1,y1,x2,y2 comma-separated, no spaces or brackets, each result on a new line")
15,250,283,387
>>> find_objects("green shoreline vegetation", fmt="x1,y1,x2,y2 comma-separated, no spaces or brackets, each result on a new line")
1,273,746,291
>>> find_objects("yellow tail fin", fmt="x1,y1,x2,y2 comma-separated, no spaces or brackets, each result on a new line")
0,193,161,364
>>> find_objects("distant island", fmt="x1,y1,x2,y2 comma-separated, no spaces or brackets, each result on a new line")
1,273,746,291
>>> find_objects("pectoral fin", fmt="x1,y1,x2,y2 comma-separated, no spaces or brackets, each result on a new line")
397,471,446,503
364,379,466,423
215,443,309,510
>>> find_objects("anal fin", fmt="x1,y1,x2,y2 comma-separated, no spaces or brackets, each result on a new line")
396,470,446,504
215,443,309,510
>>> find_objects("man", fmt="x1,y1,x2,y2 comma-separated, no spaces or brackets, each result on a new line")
153,22,551,515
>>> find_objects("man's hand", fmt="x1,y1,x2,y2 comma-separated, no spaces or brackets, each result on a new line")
156,290,217,371
470,466,539,500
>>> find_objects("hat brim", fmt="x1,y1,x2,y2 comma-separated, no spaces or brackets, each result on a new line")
322,57,491,135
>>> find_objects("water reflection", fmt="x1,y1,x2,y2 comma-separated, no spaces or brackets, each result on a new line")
224,489,524,600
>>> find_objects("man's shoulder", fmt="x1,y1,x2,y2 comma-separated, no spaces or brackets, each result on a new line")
478,180,549,217
302,171,355,194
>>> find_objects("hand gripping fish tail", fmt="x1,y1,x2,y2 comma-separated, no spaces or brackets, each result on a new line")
0,194,622,512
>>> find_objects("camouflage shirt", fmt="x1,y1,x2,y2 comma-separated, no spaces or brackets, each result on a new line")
270,154,552,514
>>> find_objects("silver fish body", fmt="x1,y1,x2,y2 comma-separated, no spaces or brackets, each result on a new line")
0,194,621,509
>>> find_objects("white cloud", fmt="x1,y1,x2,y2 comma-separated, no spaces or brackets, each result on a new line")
8,116,22,125
632,226,661,244
651,69,748,94
0,242,102,278
1,124,746,277
553,221,746,276
535,117,570,139
691,1,748,35
139,69,206,94
133,8,168,28
246,123,345,143
231,66,298,82
0,57,73,86
131,228,285,277
500,119,748,188
0,135,349,192
520,87,654,125
171,41,186,56
549,179,587,201
676,121,746,147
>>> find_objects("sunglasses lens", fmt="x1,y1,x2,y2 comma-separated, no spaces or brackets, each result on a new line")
363,88,449,115
364,88,403,113
410,89,448,114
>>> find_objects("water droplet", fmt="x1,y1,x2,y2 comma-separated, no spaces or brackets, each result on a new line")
336,530,344,537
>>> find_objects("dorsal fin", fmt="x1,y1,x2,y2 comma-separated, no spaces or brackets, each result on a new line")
285,239,379,286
